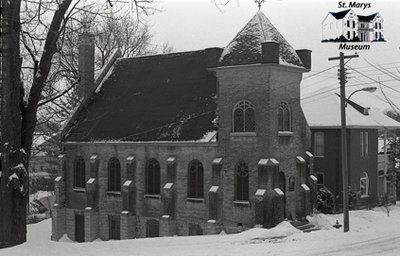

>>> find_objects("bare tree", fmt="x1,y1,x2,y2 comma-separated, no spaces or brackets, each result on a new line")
0,0,156,248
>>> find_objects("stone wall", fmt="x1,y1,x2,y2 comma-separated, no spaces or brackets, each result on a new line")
53,64,312,241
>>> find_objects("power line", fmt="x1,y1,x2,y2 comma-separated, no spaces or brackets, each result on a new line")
345,65,400,95
302,64,338,80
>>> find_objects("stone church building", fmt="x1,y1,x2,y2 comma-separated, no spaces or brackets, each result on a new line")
52,11,315,242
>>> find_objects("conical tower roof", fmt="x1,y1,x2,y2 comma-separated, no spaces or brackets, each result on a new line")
219,11,304,68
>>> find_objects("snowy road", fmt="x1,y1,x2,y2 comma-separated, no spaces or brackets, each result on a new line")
2,204,400,256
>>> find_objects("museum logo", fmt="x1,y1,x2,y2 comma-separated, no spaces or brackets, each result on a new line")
321,3,385,50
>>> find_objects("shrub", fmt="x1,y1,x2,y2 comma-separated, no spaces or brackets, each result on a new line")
316,187,335,214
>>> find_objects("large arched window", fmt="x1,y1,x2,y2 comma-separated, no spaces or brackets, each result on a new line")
145,158,160,195
360,172,369,196
278,102,291,132
188,160,204,198
108,157,121,192
74,157,86,189
235,161,249,201
233,100,255,132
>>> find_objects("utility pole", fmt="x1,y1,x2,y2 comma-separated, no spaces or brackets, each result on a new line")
328,52,358,232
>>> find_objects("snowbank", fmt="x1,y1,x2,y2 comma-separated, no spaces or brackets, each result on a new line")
2,204,400,256
238,221,301,240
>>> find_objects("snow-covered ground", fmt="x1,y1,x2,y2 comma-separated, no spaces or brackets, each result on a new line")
3,204,400,256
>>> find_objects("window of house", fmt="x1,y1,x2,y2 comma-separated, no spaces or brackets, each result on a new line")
108,215,120,240
360,172,369,196
188,160,204,198
353,31,356,39
360,131,369,157
375,32,378,39
314,132,324,157
352,20,355,28
235,161,249,201
146,219,159,237
233,100,255,133
347,20,350,27
108,157,121,192
316,173,324,185
74,157,86,189
379,32,382,39
347,31,350,39
278,102,291,132
375,23,378,29
145,158,160,195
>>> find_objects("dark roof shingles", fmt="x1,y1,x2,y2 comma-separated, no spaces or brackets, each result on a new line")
65,50,218,142
357,13,378,22
329,9,351,19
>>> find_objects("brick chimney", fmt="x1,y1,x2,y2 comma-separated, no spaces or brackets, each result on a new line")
296,49,312,70
78,33,95,100
261,41,280,64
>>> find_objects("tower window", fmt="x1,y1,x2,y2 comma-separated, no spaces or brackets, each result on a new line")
278,102,291,132
233,100,255,132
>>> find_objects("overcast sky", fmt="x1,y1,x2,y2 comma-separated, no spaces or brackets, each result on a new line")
149,0,400,112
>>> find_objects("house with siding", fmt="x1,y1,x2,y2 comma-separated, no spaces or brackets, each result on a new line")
321,9,384,42
52,11,315,242
302,93,400,208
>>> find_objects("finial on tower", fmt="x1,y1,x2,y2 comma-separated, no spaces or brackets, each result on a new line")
254,0,266,10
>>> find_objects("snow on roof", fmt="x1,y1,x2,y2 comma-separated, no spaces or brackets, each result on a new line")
218,11,304,68
258,159,268,166
301,92,400,129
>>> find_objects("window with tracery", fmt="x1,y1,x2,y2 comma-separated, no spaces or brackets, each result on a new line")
278,102,291,132
235,161,249,201
233,100,255,132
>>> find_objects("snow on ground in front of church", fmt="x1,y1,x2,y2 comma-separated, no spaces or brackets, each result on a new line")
2,203,400,256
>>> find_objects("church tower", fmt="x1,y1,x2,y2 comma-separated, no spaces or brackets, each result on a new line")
213,11,312,230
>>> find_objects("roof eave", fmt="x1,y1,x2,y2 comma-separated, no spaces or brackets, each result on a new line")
210,62,307,73
63,141,219,147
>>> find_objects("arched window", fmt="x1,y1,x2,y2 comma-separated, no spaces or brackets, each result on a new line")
278,102,291,132
233,100,255,132
108,157,121,192
188,160,204,198
360,172,369,196
74,157,86,189
145,158,160,195
235,161,249,201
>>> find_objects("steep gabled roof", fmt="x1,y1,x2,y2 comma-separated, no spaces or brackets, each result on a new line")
218,11,304,68
64,50,219,142
329,9,351,19
357,13,378,22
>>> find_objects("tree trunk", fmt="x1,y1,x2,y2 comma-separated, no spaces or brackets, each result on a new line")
1,0,73,248
0,0,28,248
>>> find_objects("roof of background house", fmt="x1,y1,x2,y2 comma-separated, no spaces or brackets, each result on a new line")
64,50,218,142
301,93,400,130
357,13,378,22
329,9,351,20
218,11,304,68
